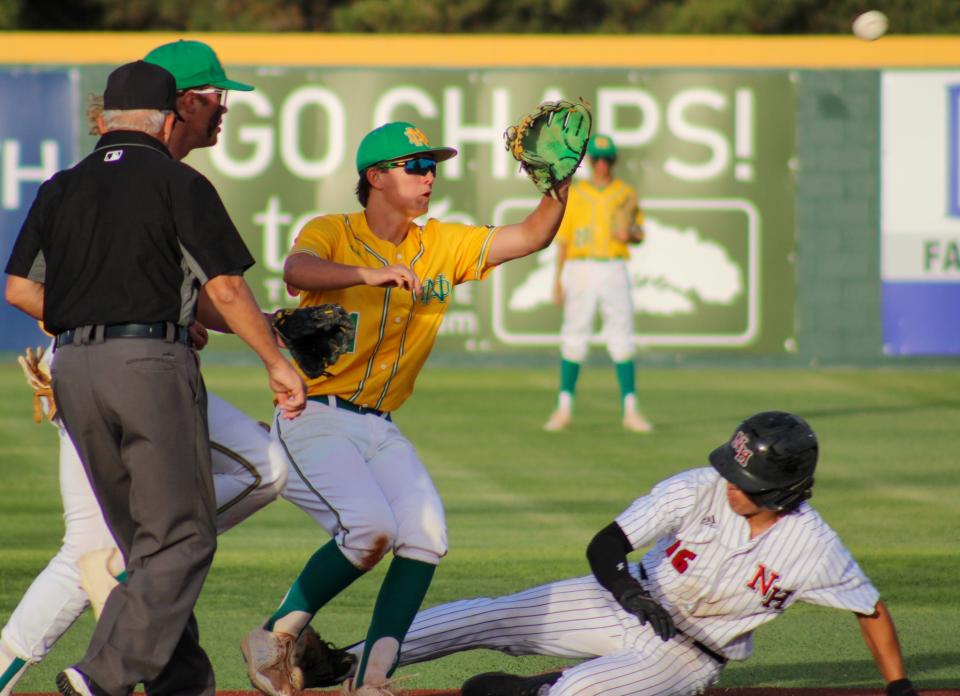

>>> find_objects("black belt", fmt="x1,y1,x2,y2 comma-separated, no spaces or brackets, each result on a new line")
638,563,727,665
691,639,727,665
55,323,191,348
309,394,391,421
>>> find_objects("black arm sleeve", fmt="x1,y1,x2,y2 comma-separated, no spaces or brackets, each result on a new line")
586,521,644,598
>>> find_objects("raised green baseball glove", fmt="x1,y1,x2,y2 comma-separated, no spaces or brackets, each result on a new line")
272,305,354,379
504,98,592,198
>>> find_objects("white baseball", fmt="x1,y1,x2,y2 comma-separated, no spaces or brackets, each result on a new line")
852,10,888,41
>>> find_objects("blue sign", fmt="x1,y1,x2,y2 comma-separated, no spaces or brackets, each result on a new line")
0,70,75,351
948,84,960,218
883,282,960,355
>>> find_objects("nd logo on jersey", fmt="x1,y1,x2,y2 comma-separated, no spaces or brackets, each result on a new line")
419,273,451,305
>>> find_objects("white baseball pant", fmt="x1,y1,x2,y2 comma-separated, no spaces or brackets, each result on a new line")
275,399,447,570
393,575,723,696
561,259,635,364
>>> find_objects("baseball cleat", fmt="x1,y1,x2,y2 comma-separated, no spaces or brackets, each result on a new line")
55,668,105,696
293,624,356,688
77,549,122,620
241,627,301,696
623,409,654,434
543,409,572,432
461,670,562,696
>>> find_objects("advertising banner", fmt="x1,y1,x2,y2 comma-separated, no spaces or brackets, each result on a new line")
113,67,794,354
0,70,76,351
44,67,796,355
882,71,960,355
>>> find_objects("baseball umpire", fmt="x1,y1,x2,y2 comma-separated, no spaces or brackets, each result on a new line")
333,411,919,696
241,102,590,696
4,60,305,695
0,40,307,696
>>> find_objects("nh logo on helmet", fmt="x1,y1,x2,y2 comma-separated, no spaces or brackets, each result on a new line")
732,430,753,467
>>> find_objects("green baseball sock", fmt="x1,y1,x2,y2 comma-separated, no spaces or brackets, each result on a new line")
560,359,580,395
354,556,436,686
266,540,363,631
615,360,636,403
0,656,27,691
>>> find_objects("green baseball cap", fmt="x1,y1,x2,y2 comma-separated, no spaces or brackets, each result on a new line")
144,40,253,92
587,134,617,159
356,122,457,173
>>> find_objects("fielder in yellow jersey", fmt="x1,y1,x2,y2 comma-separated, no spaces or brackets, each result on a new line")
242,120,573,696
545,134,653,434
288,212,497,412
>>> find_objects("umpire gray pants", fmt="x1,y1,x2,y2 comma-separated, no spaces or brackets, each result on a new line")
52,337,217,696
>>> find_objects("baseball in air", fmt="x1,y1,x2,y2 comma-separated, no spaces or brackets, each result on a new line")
852,10,888,41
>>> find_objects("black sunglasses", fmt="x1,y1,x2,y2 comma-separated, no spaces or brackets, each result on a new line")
379,157,438,177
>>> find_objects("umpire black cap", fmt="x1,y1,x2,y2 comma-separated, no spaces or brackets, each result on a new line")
710,411,818,512
103,60,177,112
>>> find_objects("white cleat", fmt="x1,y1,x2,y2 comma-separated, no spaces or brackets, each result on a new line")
241,627,301,696
78,549,122,620
623,410,654,434
55,668,96,696
543,409,572,432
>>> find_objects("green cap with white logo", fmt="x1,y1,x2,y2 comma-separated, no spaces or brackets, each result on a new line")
144,40,254,92
356,122,457,173
587,134,617,159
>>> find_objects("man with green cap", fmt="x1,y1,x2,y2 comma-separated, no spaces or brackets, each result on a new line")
144,39,254,159
239,121,573,696
544,134,652,434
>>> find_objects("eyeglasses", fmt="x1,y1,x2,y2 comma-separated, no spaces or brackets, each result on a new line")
378,157,437,177
187,87,228,106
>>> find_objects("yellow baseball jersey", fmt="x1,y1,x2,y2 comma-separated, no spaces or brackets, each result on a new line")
289,212,499,412
555,179,644,260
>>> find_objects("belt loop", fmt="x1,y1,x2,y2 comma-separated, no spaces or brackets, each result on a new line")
94,325,105,344
328,395,336,409
164,322,175,342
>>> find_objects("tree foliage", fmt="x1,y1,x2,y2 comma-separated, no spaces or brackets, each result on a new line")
4,0,960,33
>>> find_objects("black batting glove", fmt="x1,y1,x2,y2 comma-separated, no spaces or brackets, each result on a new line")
885,679,918,696
616,585,677,641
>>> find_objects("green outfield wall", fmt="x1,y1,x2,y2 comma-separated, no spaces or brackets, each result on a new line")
1,35,957,364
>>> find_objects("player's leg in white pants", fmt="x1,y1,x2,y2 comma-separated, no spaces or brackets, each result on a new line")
390,576,622,665
0,427,114,694
548,639,721,696
560,261,602,365
383,573,721,696
278,401,446,569
597,260,635,365
0,392,285,693
275,402,446,685
207,392,287,534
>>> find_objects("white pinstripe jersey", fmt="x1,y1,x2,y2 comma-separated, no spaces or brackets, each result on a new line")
616,467,880,661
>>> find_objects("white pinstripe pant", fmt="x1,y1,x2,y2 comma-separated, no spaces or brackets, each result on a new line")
395,575,723,696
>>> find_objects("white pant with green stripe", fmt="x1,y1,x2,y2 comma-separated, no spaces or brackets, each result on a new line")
275,399,448,570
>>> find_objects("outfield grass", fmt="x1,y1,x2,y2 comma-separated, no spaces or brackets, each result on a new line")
1,363,958,692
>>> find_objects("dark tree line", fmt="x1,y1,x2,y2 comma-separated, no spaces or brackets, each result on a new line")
3,0,960,33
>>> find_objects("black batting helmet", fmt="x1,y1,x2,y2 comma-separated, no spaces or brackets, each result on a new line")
709,411,818,512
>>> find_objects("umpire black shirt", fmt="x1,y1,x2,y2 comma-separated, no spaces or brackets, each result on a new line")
5,130,254,335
